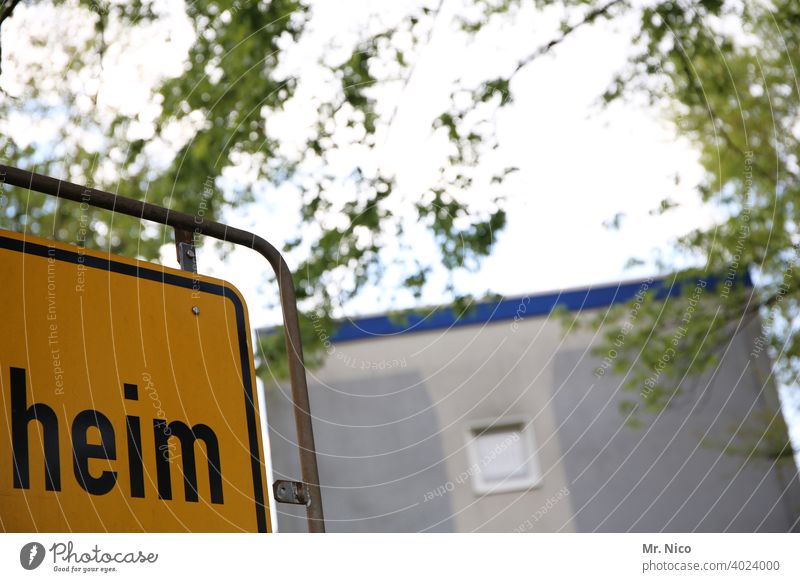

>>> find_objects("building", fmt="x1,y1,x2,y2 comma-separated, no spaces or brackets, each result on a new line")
263,277,800,532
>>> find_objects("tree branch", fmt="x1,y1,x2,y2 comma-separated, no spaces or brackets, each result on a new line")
511,0,626,78
0,0,23,27
384,1,445,139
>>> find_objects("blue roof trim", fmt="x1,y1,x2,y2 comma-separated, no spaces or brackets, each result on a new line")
329,272,753,343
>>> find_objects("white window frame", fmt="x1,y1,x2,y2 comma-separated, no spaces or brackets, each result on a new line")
465,416,542,494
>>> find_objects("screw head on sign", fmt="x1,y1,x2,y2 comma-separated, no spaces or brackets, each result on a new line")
192,306,200,315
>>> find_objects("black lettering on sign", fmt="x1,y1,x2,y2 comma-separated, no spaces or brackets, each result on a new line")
6,367,223,505
124,383,145,498
154,420,224,504
72,410,118,495
11,367,61,491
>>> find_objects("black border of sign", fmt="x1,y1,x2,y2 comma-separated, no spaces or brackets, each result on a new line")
0,232,268,533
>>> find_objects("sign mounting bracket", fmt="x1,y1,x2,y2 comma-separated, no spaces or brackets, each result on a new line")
175,228,198,273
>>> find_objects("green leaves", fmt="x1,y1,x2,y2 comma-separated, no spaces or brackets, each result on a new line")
1,1,517,337
4,0,798,460
477,78,512,106
445,0,800,451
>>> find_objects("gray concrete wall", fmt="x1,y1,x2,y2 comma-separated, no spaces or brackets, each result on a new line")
264,304,800,532
551,317,800,532
266,371,455,532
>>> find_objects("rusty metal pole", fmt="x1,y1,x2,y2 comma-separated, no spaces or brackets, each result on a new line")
0,164,325,533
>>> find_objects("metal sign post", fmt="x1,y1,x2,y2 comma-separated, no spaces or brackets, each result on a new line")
0,164,325,533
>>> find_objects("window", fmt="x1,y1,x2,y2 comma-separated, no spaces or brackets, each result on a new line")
465,418,542,494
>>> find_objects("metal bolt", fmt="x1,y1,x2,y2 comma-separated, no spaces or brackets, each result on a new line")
192,306,200,315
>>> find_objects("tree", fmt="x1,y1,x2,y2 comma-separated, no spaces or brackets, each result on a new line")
0,0,508,373
1,0,798,456
446,0,800,457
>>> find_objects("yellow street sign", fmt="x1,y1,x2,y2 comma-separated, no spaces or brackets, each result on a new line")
0,229,271,532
